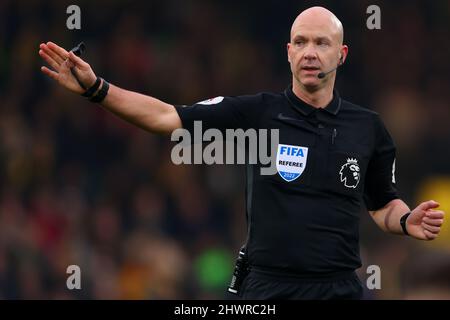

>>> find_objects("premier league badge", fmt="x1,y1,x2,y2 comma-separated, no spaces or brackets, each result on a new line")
276,144,308,182
339,158,360,188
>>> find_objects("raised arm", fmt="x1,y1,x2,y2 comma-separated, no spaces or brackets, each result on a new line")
38,42,181,135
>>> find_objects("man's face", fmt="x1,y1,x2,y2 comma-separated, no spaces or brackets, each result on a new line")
287,14,347,90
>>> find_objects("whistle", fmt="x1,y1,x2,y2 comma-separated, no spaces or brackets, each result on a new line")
70,42,85,57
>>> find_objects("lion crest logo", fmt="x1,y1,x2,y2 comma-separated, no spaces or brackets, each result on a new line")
339,158,360,188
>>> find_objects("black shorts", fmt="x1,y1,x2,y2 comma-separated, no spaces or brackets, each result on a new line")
237,268,364,300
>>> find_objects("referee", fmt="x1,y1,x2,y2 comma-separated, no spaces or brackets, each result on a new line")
39,6,445,299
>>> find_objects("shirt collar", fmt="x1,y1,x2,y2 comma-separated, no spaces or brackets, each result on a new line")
284,85,341,116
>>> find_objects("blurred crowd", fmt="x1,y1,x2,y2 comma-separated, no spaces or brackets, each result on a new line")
0,0,449,299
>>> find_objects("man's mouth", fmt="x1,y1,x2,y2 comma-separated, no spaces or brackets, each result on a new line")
301,66,320,71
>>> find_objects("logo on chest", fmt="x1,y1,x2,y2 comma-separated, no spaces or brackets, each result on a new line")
276,144,308,182
339,158,361,188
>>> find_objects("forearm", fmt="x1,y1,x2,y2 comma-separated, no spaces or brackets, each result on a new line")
369,199,410,235
100,83,182,135
38,42,182,135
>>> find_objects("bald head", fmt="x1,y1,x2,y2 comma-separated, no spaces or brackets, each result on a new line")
291,6,344,44
287,6,348,96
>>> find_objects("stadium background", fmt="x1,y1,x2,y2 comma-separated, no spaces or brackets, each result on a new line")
0,0,449,299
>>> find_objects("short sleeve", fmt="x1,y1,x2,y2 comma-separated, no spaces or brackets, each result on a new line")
173,94,263,134
363,114,400,210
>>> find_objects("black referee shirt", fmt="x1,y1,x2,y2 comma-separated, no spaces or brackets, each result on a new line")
174,86,399,276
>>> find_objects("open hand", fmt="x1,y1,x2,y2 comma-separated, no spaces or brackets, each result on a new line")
39,41,97,94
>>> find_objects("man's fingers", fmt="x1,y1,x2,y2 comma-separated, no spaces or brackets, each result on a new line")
62,58,75,70
425,210,445,219
40,43,65,65
47,41,69,60
423,229,438,240
419,200,440,211
422,222,440,234
68,51,89,70
40,66,59,81
423,217,444,226
39,49,60,71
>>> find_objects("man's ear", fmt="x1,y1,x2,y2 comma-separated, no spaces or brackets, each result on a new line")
287,43,291,63
340,45,349,65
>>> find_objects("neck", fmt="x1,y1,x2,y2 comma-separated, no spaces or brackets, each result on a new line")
292,79,334,108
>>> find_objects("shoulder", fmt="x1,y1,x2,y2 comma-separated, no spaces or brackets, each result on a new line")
339,98,394,144
192,91,280,109
339,98,386,126
340,98,379,117
231,91,283,106
340,98,395,151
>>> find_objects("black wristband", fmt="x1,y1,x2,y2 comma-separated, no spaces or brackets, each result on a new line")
81,77,101,97
400,212,411,235
89,78,110,103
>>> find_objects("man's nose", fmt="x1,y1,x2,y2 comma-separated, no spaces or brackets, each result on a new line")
303,45,318,60
303,49,318,61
